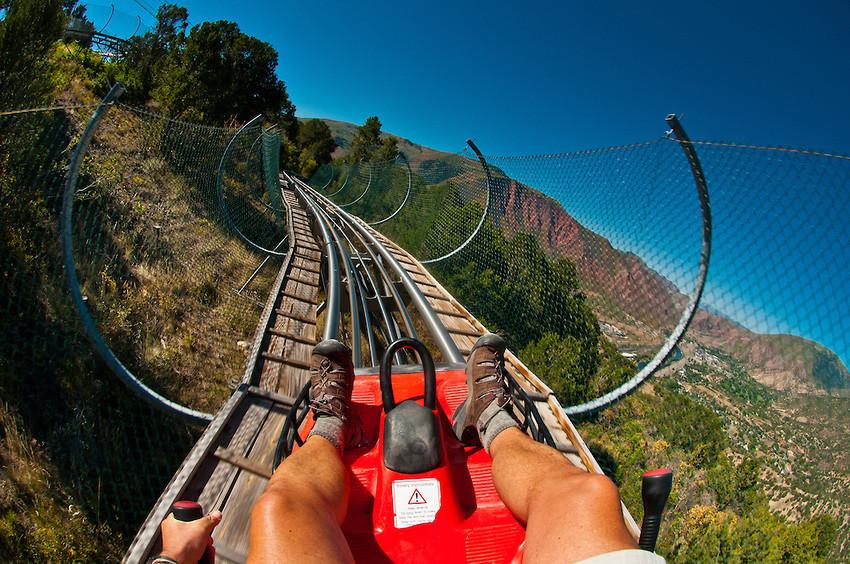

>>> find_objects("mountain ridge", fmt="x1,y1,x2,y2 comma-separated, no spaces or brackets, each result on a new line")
309,118,850,395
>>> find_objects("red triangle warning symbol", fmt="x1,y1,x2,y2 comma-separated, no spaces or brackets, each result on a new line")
407,488,427,505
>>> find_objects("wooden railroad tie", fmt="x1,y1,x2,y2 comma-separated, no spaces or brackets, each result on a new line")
213,447,273,480
276,309,317,324
261,352,311,370
294,252,320,261
448,327,484,338
246,385,296,406
432,307,466,318
292,263,321,275
267,328,317,346
281,290,316,303
287,273,319,286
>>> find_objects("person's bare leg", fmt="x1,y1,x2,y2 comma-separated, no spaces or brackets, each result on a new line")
248,435,353,564
490,427,637,563
249,339,358,564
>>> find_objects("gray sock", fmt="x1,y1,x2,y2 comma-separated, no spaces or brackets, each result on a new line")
479,401,519,453
308,416,345,450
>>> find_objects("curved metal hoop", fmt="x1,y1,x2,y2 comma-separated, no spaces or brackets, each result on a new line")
327,164,351,196
369,153,412,226
61,84,213,425
339,160,374,208
319,165,336,191
420,139,492,264
564,114,712,415
217,115,287,256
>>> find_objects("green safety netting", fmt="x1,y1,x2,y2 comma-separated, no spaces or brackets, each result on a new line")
0,98,284,543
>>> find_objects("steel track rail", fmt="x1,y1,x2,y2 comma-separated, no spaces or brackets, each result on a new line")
322,207,410,365
295,177,465,364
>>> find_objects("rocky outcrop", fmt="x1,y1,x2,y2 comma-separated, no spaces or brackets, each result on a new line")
690,311,850,393
492,176,686,329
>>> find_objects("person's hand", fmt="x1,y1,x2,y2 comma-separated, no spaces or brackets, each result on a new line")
159,510,222,563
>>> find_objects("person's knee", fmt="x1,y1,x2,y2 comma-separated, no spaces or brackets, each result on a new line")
532,471,621,510
563,473,623,515
252,486,303,524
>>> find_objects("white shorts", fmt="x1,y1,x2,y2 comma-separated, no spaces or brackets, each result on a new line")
576,549,666,564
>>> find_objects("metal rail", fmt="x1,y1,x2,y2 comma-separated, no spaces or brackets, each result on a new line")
319,164,336,191
297,177,465,364
61,83,214,425
315,204,364,365
293,183,342,340
563,114,712,415
217,115,288,256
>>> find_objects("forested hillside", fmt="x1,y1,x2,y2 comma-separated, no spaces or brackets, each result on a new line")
311,117,848,560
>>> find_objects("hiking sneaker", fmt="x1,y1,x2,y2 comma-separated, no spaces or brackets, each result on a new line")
452,333,514,445
309,339,355,421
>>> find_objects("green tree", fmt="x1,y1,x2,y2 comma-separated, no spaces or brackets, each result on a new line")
117,4,188,101
116,8,297,126
0,0,65,108
298,119,336,169
521,333,594,405
348,116,383,161
376,136,398,161
176,21,295,124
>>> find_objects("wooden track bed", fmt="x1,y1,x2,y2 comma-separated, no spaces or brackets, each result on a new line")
125,179,638,563
125,180,323,563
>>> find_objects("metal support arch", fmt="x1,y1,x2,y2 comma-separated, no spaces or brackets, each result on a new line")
339,159,374,208
420,139,493,264
369,152,413,226
319,164,336,191
60,83,213,425
564,114,712,415
327,164,352,196
217,114,287,256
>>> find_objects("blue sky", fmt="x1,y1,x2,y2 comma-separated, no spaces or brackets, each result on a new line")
86,0,850,156
84,1,850,367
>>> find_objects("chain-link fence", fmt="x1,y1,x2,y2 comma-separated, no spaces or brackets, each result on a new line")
311,133,850,557
0,97,284,549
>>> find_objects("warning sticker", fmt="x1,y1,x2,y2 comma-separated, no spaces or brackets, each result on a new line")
391,478,441,529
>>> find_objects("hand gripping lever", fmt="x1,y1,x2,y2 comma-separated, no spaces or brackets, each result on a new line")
171,500,214,564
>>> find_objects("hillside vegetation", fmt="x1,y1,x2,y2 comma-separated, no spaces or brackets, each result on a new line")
313,118,846,560
0,1,302,558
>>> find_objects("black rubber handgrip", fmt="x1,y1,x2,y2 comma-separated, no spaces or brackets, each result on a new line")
171,501,213,564
172,500,203,521
638,468,672,552
380,338,436,412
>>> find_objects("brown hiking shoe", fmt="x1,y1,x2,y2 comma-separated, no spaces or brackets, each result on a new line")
310,339,355,421
452,333,513,445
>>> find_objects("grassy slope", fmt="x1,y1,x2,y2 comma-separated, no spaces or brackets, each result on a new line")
1,48,284,558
